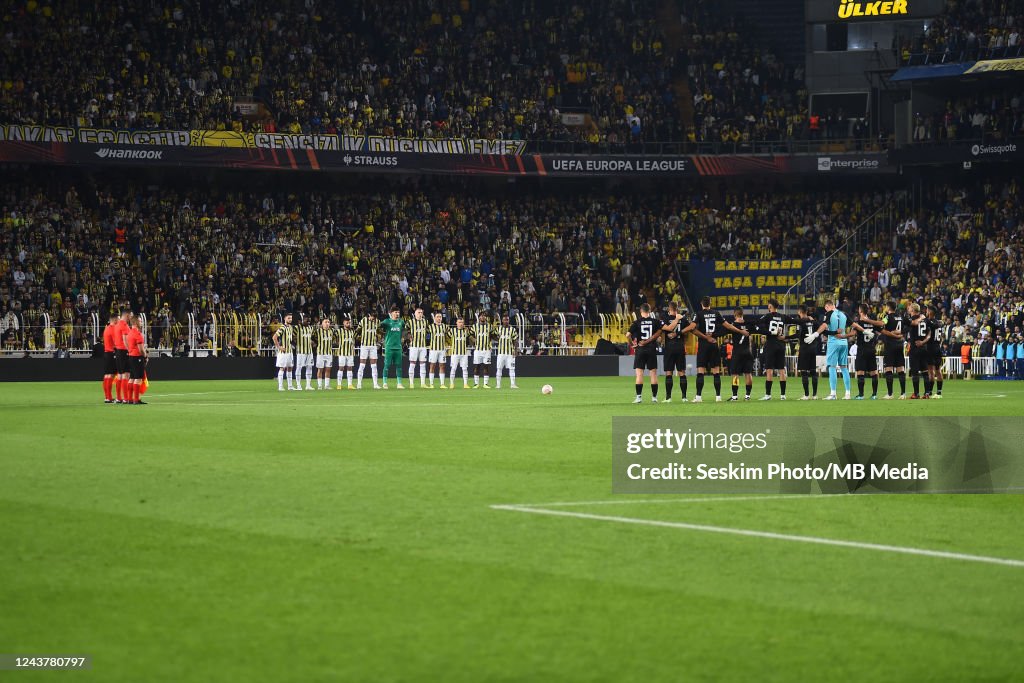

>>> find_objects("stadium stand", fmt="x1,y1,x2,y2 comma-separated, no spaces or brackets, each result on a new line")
0,1,1021,372
0,0,682,146
2,166,1020,365
678,2,809,145
838,178,1023,372
900,0,1024,65
910,93,1024,142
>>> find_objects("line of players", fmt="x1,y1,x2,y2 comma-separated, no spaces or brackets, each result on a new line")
627,297,944,403
100,310,149,404
272,308,521,390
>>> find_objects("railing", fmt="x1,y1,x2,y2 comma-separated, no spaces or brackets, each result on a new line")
899,135,1024,149
526,137,887,155
782,192,908,314
521,312,591,355
672,260,696,315
903,44,1024,66
0,311,103,354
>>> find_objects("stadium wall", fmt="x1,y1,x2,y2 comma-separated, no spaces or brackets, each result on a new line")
0,355,620,382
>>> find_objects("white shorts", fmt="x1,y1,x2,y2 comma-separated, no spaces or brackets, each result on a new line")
338,355,354,367
276,352,293,368
473,350,491,364
316,354,334,369
296,353,313,368
496,353,516,371
409,347,427,362
359,346,378,360
428,349,446,364
450,354,468,369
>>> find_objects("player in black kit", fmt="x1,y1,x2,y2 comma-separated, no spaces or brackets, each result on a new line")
692,297,749,403
757,300,789,400
789,305,822,399
627,304,661,403
729,308,754,401
880,300,908,399
659,302,697,402
907,303,932,399
850,304,885,399
926,306,944,398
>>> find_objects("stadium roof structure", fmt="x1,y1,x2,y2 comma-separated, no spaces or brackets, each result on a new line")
891,57,1024,82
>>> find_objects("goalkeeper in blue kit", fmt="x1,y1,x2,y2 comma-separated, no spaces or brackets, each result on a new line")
805,300,852,400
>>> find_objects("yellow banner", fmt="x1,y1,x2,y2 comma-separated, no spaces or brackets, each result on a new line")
965,58,1024,74
0,125,528,155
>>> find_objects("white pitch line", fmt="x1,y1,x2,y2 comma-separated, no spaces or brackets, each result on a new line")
490,505,1024,568
149,390,259,397
505,494,834,508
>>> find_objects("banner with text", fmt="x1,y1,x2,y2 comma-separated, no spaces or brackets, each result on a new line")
0,125,528,156
0,138,894,177
687,259,821,309
891,138,1024,165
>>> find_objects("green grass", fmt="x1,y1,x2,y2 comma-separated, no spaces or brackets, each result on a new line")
1,377,1022,682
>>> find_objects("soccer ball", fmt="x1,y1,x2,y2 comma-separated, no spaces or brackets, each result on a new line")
541,384,553,395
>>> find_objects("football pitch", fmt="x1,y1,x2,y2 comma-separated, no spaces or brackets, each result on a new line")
2,378,1022,682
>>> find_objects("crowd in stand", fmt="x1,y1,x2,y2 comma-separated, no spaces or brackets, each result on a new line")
0,0,682,146
6,1,1024,152
679,5,810,145
1,171,895,350
837,178,1023,371
911,92,1024,142
1,169,1020,366
0,0,845,148
900,0,1024,64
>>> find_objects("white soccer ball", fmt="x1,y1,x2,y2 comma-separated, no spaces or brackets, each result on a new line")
541,384,553,395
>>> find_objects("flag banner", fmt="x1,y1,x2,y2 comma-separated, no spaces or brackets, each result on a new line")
0,130,895,177
688,259,822,309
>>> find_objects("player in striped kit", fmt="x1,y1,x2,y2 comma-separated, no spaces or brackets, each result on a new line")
447,316,471,389
314,318,335,390
407,308,429,388
295,320,316,390
471,312,493,388
494,314,519,389
334,315,357,389
427,312,449,388
273,313,295,391
356,312,380,389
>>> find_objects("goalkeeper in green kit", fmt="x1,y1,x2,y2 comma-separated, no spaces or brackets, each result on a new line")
381,305,406,389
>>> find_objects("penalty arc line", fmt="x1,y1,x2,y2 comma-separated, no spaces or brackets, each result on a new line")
490,504,1024,568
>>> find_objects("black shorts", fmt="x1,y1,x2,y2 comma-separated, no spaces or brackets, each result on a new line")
761,345,786,371
115,349,129,373
797,348,817,372
883,344,905,369
855,349,878,373
929,346,942,367
634,346,658,371
663,344,685,373
731,352,754,375
696,343,721,371
104,351,116,375
908,348,930,374
129,356,145,380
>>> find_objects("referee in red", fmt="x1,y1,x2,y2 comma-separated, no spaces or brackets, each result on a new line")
113,310,132,403
126,315,148,405
101,312,118,403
